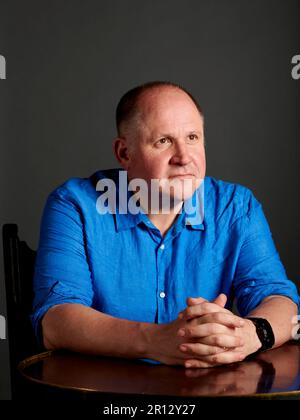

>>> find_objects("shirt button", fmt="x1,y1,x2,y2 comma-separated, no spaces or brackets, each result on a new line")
159,292,166,299
159,244,165,250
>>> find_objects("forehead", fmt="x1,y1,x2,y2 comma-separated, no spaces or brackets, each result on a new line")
137,87,203,135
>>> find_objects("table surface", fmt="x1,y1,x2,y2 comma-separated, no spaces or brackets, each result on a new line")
18,341,300,398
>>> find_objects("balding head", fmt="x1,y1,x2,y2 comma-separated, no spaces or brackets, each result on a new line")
116,81,204,141
113,81,206,205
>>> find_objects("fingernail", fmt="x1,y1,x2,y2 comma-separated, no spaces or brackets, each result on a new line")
180,345,187,352
185,362,192,368
239,320,245,327
178,312,183,319
177,329,185,337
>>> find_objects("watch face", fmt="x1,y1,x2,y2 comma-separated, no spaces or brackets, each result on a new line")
246,317,275,352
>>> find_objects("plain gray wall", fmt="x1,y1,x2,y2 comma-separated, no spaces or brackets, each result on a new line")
0,0,299,399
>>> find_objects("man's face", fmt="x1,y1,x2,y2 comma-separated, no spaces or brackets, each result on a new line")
122,87,206,203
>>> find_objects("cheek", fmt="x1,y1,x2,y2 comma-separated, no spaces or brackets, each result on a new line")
138,152,168,178
194,149,206,176
201,153,206,172
144,160,165,179
129,153,161,179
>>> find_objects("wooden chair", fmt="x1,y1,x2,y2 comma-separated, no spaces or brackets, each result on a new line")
2,224,38,399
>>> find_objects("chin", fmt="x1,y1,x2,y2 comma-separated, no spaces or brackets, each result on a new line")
166,188,195,203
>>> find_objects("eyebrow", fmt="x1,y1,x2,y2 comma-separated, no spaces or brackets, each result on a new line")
151,130,203,139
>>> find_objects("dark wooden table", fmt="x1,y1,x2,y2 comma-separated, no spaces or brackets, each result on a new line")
18,342,300,399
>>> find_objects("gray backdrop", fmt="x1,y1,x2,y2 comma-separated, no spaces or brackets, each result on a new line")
0,0,299,399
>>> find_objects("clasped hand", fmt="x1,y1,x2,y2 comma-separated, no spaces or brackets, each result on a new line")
176,294,261,368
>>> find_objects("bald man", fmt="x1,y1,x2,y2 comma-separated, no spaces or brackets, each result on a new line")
32,81,299,368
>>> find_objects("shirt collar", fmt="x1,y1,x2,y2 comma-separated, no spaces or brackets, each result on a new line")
114,176,205,233
182,181,205,230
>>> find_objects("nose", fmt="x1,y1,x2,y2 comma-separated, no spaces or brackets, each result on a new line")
169,141,192,166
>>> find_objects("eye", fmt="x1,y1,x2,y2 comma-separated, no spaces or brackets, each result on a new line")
156,137,171,147
188,134,198,142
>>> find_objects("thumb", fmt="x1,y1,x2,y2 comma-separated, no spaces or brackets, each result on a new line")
186,296,207,306
213,293,227,308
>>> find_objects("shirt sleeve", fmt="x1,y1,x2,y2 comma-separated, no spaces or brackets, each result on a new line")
233,191,300,316
31,186,94,345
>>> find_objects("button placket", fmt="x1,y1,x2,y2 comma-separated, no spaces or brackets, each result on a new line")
156,242,167,322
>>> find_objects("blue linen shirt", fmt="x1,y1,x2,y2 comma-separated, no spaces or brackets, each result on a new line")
31,168,299,362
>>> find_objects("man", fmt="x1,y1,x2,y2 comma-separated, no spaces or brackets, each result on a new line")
32,81,299,369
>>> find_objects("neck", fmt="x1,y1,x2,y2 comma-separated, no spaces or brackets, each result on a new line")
146,200,184,237
134,186,185,237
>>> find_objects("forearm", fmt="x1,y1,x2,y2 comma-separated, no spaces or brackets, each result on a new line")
246,295,298,348
42,303,158,360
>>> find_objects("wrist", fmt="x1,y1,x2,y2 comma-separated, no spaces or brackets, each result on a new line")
139,322,163,359
244,318,262,354
245,317,275,356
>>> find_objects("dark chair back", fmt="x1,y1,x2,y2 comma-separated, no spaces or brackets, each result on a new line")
2,224,38,398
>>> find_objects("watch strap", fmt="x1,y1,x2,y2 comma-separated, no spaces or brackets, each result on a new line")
246,317,275,355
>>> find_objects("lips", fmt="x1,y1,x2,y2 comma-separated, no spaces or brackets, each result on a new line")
169,174,194,179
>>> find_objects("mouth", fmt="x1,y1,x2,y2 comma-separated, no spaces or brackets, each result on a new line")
168,174,195,179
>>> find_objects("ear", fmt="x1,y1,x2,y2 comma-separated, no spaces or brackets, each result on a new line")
113,137,131,169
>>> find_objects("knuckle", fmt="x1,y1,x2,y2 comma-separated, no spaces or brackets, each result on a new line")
195,317,204,326
214,336,223,346
189,318,198,328
209,312,218,322
186,327,192,336
188,344,196,354
214,312,225,322
212,346,220,355
185,308,192,318
236,337,243,346
211,355,219,363
202,302,211,312
200,345,208,355
210,323,220,334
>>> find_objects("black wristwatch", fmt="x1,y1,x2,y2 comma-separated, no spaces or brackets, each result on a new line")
246,317,275,355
